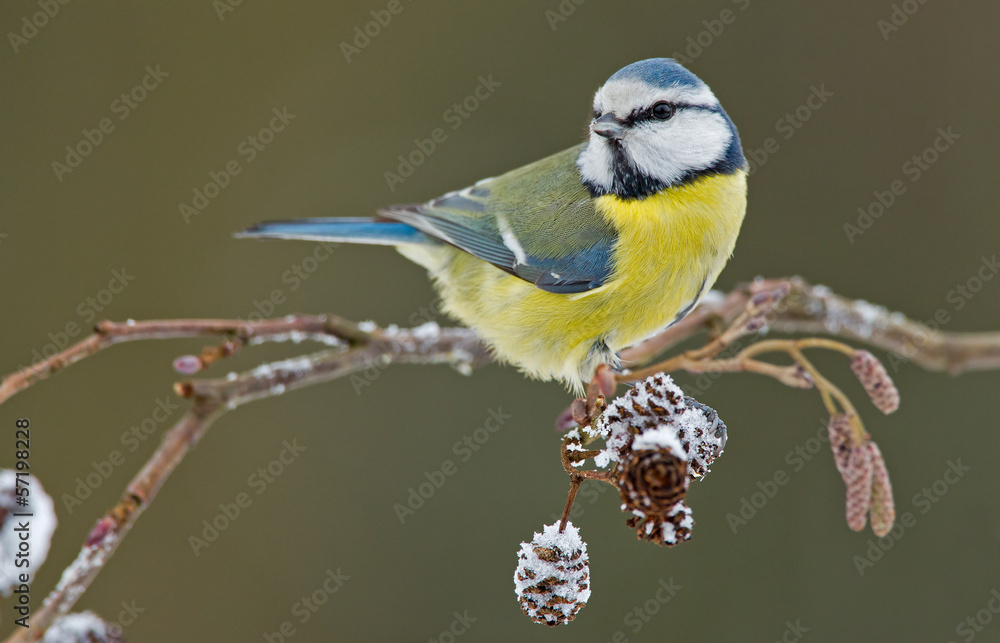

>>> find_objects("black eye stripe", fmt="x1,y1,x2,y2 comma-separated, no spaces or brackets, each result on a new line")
623,102,721,126
593,102,714,127
630,102,684,123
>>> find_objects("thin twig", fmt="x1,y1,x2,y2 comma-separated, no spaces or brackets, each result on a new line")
0,315,384,405
621,277,1000,374
2,327,489,641
4,278,1000,637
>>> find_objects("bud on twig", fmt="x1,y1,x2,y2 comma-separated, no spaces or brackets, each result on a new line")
734,282,792,336
826,415,896,535
850,350,900,414
867,442,895,538
827,414,854,477
844,444,874,532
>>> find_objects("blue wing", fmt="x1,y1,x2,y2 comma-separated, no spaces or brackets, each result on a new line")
379,145,617,294
239,145,617,294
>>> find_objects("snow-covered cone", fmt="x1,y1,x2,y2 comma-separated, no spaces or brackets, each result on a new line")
595,374,727,477
616,446,689,515
587,374,727,546
0,470,57,594
627,500,694,546
514,521,591,626
850,350,900,414
679,397,728,478
43,611,125,643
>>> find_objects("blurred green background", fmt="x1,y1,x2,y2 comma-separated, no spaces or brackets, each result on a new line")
3,1,1000,641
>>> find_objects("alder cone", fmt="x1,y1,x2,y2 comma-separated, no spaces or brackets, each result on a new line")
616,448,689,514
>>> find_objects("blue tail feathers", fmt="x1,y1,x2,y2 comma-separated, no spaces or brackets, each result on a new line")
237,218,431,246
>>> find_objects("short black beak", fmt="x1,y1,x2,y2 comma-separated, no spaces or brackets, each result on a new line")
591,113,625,140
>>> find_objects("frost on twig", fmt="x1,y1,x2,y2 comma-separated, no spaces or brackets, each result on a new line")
0,277,993,635
0,320,489,642
42,611,125,643
0,470,57,595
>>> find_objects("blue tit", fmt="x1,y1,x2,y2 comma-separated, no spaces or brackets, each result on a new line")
239,58,747,392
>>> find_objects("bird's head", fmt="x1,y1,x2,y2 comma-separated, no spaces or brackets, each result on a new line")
577,58,746,200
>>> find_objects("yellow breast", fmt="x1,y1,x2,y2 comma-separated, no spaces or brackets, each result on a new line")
406,170,748,391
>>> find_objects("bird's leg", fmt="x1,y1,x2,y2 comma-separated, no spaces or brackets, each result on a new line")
555,364,621,431
567,364,617,427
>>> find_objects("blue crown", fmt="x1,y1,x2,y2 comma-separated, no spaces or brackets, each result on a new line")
608,58,704,89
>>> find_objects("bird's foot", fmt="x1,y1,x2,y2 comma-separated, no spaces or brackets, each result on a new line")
555,364,618,431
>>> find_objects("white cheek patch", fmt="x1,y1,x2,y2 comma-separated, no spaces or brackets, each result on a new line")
582,76,731,191
623,110,731,186
576,133,615,190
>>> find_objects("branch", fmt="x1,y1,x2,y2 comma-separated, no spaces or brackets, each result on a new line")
1,323,488,640
0,315,482,405
3,276,1000,638
620,277,1000,375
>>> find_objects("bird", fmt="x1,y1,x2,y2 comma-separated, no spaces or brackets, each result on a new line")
238,58,747,393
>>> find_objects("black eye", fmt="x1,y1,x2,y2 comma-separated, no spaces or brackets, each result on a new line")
652,102,674,120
